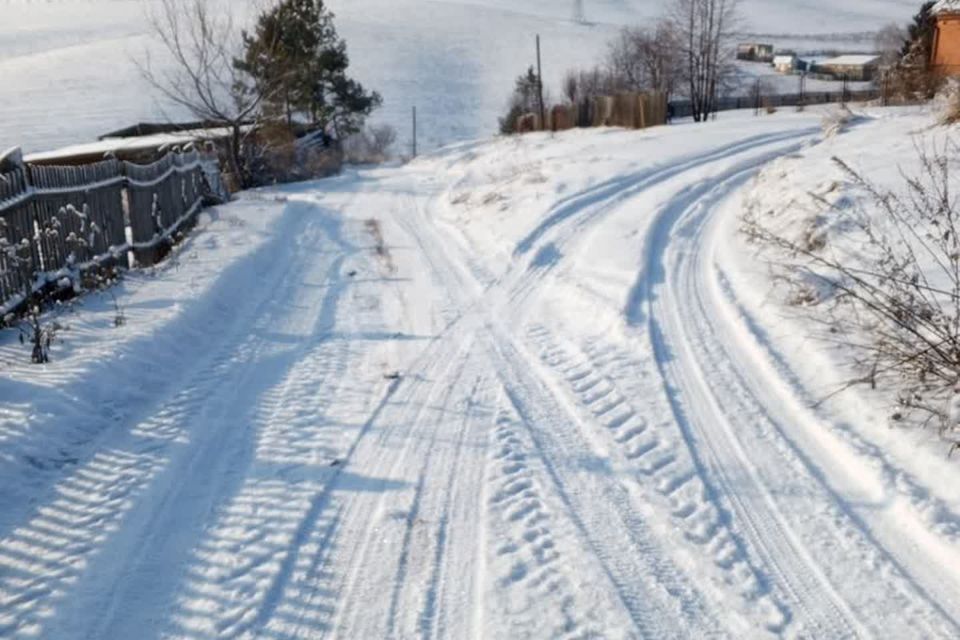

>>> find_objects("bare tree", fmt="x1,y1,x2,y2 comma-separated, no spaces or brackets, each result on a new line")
562,70,580,105
876,22,907,67
606,22,682,98
561,66,617,105
140,0,270,188
742,143,960,442
669,0,739,122
606,27,646,92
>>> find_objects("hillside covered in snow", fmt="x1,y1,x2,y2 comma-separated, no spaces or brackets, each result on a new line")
0,0,922,154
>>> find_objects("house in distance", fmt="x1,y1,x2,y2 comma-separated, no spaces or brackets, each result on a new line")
815,55,881,81
773,54,798,74
737,43,774,62
932,0,960,75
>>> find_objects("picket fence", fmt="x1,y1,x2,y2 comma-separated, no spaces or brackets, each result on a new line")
0,151,227,314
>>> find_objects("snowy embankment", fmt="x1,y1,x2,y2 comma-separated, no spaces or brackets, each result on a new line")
2,106,960,638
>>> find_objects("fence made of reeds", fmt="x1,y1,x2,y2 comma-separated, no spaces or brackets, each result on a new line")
516,92,669,134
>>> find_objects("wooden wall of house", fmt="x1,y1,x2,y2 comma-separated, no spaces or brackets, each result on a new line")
934,15,960,75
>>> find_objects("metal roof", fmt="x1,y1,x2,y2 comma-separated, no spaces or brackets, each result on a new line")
818,55,880,67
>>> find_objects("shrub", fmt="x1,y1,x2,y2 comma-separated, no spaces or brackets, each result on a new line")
343,125,398,164
743,143,960,443
937,79,960,126
821,105,854,137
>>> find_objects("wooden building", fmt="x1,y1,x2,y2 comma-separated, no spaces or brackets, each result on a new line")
737,43,774,62
773,54,798,74
815,55,881,82
24,124,238,167
932,0,960,75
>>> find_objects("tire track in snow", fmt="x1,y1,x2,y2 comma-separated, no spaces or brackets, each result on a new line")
80,205,370,640
380,176,679,636
524,325,791,634
396,137,818,636
513,128,819,258
708,267,960,626
490,333,714,639
638,155,960,637
480,396,613,639
151,192,420,639
318,336,480,638
0,202,340,639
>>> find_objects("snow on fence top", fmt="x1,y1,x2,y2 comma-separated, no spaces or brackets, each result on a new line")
0,150,226,315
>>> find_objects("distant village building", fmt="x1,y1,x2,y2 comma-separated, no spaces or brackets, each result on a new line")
773,54,797,74
815,55,881,81
737,43,774,62
932,0,960,75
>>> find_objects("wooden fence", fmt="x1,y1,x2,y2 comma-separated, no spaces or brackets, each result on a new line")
517,88,885,133
669,88,884,119
516,92,669,134
0,150,226,314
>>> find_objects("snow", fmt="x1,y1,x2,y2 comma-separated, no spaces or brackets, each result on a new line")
934,0,960,15
23,128,238,164
3,105,960,637
818,54,881,66
0,0,923,156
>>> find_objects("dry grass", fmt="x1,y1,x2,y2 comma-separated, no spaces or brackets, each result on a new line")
364,218,396,274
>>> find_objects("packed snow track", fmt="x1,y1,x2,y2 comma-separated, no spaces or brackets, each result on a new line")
3,112,960,638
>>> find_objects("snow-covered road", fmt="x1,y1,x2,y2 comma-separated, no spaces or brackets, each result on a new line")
3,110,960,638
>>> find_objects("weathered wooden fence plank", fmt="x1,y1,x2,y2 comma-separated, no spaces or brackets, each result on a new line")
0,151,223,313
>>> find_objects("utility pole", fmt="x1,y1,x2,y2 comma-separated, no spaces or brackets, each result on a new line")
797,71,806,111
536,34,546,131
572,0,585,24
412,106,417,158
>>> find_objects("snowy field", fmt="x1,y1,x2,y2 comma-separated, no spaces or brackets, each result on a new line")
2,104,960,637
0,0,921,154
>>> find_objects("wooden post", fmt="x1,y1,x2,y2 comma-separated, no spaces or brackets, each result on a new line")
412,106,418,158
797,71,806,111
536,35,546,131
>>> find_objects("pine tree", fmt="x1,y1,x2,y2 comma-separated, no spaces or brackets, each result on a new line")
900,1,937,66
236,0,381,145
499,66,542,134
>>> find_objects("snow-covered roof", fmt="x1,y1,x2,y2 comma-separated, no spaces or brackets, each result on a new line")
934,0,960,15
818,55,880,67
24,127,237,164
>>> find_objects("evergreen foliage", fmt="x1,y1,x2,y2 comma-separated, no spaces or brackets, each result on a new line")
499,67,541,134
237,0,381,144
901,1,937,65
